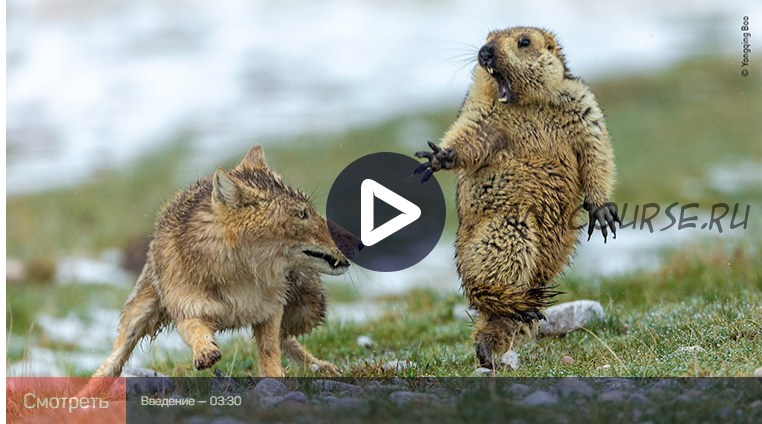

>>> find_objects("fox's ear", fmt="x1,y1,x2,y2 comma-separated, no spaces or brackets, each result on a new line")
212,168,240,207
237,145,268,171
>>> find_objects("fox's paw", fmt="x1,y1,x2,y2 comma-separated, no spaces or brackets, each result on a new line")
194,343,222,370
414,141,457,183
309,360,342,376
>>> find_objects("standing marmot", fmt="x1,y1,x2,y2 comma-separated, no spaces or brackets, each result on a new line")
415,27,620,369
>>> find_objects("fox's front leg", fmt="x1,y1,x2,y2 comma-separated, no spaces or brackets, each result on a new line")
176,318,221,370
253,309,284,377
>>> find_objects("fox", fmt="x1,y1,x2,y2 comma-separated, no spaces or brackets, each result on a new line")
92,145,362,378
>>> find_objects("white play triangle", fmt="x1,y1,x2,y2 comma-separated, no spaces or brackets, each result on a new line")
360,179,421,246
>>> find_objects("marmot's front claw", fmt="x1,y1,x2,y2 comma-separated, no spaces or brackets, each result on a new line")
585,201,621,243
413,141,457,183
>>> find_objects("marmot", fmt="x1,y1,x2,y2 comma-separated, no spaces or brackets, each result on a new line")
415,27,619,368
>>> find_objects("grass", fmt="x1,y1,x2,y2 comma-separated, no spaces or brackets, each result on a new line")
5,56,762,378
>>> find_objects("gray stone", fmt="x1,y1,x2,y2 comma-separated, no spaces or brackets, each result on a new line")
470,367,493,377
754,366,762,377
553,377,593,397
602,378,635,391
284,391,308,404
499,350,520,370
389,391,441,407
356,335,374,349
121,367,167,378
252,378,288,398
212,369,242,392
503,383,531,398
652,379,678,389
675,346,705,354
126,374,174,395
629,392,650,404
310,380,364,396
538,300,605,335
520,390,559,406
598,390,628,403
184,416,208,424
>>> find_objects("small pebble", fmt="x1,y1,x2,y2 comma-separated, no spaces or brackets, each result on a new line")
356,335,374,349
561,356,573,365
753,366,762,377
676,346,705,354
382,360,417,372
499,350,520,370
470,367,493,377
520,390,559,406
596,364,611,371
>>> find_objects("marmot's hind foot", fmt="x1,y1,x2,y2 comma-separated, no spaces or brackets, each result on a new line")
475,342,496,369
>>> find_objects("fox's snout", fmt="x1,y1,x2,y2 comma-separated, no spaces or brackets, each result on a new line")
327,219,363,260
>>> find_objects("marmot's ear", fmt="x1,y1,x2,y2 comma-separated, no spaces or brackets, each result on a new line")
238,145,268,171
212,167,240,207
542,31,560,56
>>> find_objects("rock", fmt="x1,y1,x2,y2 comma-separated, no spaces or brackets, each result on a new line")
356,335,374,349
652,379,678,389
561,356,574,365
389,391,440,407
629,392,650,404
499,350,520,370
749,400,762,409
452,305,477,321
258,396,285,408
284,391,308,404
310,380,364,396
596,364,611,371
6,258,25,283
503,383,531,398
538,300,605,335
520,390,558,406
470,367,493,377
598,390,627,403
553,377,593,397
364,382,406,393
754,366,762,377
252,378,288,398
676,346,705,354
382,360,417,372
126,373,174,396
213,369,242,392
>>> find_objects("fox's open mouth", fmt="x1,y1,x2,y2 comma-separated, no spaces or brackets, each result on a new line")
485,66,512,104
302,250,350,269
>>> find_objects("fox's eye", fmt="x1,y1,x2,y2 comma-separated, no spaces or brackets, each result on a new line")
519,38,530,48
296,210,308,220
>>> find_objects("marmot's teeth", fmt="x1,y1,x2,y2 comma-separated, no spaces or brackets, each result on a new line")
487,67,494,75
334,259,340,267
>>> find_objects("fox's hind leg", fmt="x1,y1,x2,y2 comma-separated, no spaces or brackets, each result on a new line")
93,269,163,377
280,270,340,375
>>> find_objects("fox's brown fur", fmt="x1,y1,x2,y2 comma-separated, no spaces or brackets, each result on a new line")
415,27,617,368
92,145,361,378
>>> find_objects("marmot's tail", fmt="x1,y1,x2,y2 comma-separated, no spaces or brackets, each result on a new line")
463,283,562,321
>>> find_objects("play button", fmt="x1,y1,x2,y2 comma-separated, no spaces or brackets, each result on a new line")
361,179,421,246
326,152,446,272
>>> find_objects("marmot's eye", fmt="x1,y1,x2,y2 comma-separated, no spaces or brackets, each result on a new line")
296,210,308,219
519,38,531,48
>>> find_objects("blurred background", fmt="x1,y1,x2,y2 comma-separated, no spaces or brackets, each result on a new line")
6,0,762,377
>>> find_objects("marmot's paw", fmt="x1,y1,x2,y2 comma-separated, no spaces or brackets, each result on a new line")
513,310,546,324
475,343,496,370
414,141,457,183
309,360,342,376
584,201,621,243
193,343,222,370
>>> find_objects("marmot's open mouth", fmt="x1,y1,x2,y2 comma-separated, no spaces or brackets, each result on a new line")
303,250,350,269
485,66,512,104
